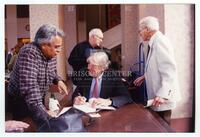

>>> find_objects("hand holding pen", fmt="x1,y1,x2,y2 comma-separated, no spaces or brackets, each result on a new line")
74,93,86,105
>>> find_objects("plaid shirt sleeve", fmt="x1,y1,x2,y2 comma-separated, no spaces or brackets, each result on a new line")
18,48,46,111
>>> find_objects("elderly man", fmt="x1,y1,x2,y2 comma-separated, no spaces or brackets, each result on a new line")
72,52,132,108
68,28,111,85
133,16,181,124
8,24,68,127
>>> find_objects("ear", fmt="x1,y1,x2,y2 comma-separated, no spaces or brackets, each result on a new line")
40,43,47,49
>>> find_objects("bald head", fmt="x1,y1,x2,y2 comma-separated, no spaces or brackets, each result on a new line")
88,28,104,47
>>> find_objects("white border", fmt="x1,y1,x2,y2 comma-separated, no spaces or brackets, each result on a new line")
0,0,199,137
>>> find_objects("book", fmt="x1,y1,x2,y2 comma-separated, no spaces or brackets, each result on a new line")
56,102,116,118
73,102,116,114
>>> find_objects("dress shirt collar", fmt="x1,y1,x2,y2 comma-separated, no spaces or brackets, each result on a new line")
95,72,104,80
148,31,160,48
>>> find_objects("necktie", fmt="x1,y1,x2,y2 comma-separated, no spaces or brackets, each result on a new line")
92,78,99,98
146,45,150,59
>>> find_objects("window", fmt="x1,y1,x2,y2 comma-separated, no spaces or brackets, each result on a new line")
17,5,29,18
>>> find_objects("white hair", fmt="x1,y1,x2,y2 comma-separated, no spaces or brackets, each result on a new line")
34,24,64,45
87,52,110,70
89,28,103,38
139,16,159,31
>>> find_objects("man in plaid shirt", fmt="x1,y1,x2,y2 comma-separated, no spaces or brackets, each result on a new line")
8,24,68,127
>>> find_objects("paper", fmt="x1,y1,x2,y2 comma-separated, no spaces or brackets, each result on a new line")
144,99,154,107
89,113,101,118
73,102,116,113
49,98,60,112
57,107,71,117
73,103,96,113
96,105,116,111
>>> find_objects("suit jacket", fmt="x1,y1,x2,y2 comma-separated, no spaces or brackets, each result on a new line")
145,31,181,111
72,70,133,108
68,41,112,85
68,41,111,71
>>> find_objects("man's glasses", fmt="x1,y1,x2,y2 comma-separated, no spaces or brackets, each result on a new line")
47,43,62,49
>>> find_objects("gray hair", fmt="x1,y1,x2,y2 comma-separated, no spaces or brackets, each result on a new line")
34,24,65,45
139,16,159,31
89,28,103,38
87,52,110,70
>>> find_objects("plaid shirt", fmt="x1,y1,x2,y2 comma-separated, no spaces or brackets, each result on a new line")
8,43,61,111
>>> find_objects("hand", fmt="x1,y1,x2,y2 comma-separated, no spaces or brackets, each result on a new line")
89,98,112,108
133,75,145,86
57,80,68,94
5,120,30,132
74,96,87,105
152,96,167,107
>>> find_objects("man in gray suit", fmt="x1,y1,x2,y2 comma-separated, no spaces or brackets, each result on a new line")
134,16,181,124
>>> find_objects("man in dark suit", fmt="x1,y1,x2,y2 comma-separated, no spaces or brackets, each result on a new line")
68,28,112,86
72,52,132,108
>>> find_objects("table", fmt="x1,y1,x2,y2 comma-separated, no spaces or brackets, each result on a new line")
86,103,174,132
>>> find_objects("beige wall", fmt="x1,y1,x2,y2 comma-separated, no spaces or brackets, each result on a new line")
5,5,18,51
121,5,140,71
165,4,195,118
139,4,165,33
5,6,30,51
64,5,77,72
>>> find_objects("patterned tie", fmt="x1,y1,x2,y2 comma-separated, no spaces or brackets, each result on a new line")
92,78,99,98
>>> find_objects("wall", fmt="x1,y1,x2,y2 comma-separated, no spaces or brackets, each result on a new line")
17,18,30,39
121,5,140,71
5,18,30,44
64,5,77,72
5,6,30,52
165,4,195,118
5,5,17,51
139,4,164,33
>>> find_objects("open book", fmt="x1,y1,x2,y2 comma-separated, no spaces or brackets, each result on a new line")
73,102,116,113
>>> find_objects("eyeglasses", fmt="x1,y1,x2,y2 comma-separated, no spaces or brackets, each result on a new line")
138,27,147,33
47,43,62,49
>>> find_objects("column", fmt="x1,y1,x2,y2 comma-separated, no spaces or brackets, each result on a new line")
64,5,77,72
5,5,18,51
121,5,140,71
165,4,195,119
